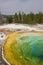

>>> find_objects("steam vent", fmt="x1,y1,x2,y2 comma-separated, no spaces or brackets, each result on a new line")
3,31,43,65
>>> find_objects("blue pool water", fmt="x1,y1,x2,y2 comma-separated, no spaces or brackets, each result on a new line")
18,34,43,62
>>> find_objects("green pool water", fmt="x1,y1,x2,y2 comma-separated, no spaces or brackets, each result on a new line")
10,33,43,65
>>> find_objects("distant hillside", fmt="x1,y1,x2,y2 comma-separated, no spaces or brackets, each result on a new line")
0,12,43,24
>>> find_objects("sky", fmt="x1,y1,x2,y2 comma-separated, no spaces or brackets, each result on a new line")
0,0,43,15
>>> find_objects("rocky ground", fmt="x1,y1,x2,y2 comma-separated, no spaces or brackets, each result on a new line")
0,32,8,65
0,44,8,65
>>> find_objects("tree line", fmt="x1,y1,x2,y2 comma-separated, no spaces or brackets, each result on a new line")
6,12,43,24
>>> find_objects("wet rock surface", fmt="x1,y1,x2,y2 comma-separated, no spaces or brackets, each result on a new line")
0,44,8,65
0,32,8,65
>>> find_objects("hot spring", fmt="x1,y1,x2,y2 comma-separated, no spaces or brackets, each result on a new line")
3,31,43,65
